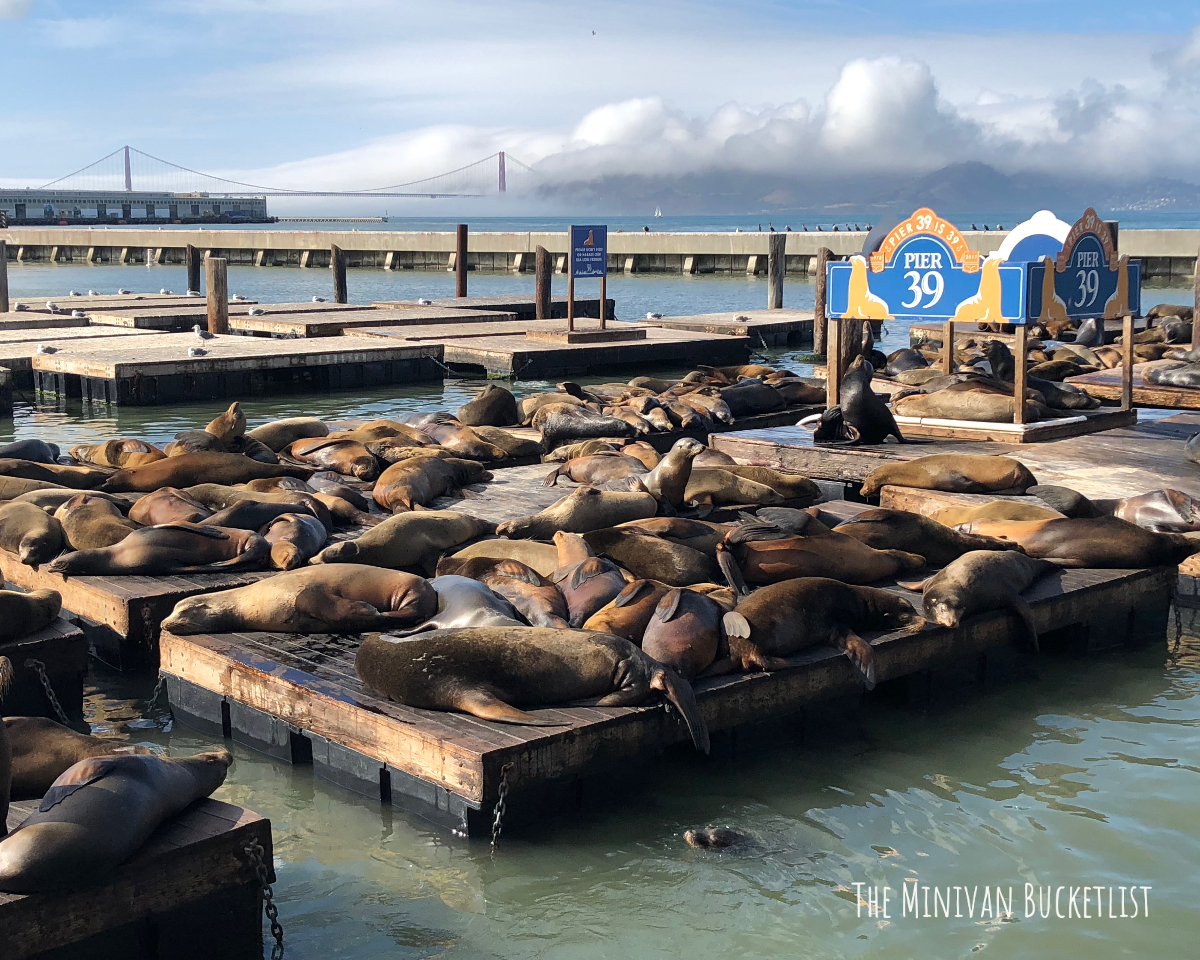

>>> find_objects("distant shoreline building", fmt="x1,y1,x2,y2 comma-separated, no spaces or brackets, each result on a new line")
0,189,272,225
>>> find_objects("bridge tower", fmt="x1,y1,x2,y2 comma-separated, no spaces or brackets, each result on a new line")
123,145,132,192
498,152,506,194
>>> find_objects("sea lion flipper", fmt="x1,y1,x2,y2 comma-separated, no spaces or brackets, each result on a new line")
649,667,710,753
1006,595,1041,653
456,689,567,727
39,756,125,811
155,523,230,540
715,544,748,596
722,611,750,639
656,588,683,622
896,578,930,592
613,581,652,608
837,630,877,690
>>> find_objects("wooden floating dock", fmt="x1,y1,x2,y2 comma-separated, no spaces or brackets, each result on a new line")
159,564,1173,835
0,328,167,387
8,293,192,315
639,309,813,346
892,406,1137,443
30,332,444,405
710,411,1200,501
908,317,1147,347
0,617,88,720
1,798,272,960
372,295,612,322
0,315,91,332
229,305,517,338
1067,360,1200,410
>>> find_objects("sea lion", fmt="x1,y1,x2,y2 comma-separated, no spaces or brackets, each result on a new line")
770,379,826,406
3,717,152,801
641,588,725,679
583,527,719,586
441,538,559,578
0,477,66,501
684,469,786,509
956,516,1200,567
201,498,324,532
718,380,785,417
0,459,108,490
461,558,570,628
717,466,820,501
69,440,165,469
692,448,737,467
1025,484,1101,519
227,434,281,464
543,455,648,487
684,827,751,850
639,438,704,508
0,441,59,464
583,579,672,642
53,494,140,551
372,457,491,512
519,392,587,424
551,537,628,626
913,550,1057,649
543,439,624,463
840,356,904,444
532,403,637,451
285,437,379,481
469,426,543,459
834,507,1024,566
47,523,270,576
205,402,246,446
931,500,1065,527
0,502,65,566
364,440,454,465
616,517,731,558
415,418,507,461
162,564,436,635
621,441,662,470
331,420,436,446
302,474,370,511
859,454,1036,498
456,384,519,427
0,751,232,894
392,575,523,634
884,348,929,378
722,577,916,685
163,430,226,457
498,486,658,539
355,627,709,751
1112,489,1200,533
182,484,332,531
102,453,311,493
677,389,736,424
242,476,313,494
1146,362,1200,389
246,416,330,452
311,510,494,572
0,589,61,642
311,492,378,529
1146,303,1193,323
261,513,328,570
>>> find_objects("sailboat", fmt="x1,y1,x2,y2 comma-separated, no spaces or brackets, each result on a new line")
654,206,662,218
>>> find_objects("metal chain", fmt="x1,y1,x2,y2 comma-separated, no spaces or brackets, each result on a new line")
490,762,514,859
145,672,171,715
244,841,285,959
23,658,70,726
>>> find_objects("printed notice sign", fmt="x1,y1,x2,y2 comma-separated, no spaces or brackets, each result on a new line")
570,225,608,279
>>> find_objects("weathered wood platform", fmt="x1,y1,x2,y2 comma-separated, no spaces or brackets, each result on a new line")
0,315,90,332
230,305,518,338
30,332,444,404
0,328,168,385
159,564,1173,835
639,309,813,346
893,406,1137,443
86,301,369,331
9,294,196,315
1067,360,1200,410
877,485,1064,518
908,317,1146,348
0,617,88,720
1,798,272,960
372,295,612,322
710,412,1200,501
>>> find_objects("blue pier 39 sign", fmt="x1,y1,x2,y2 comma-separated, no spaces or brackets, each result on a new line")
570,225,608,279
827,208,1026,324
1025,208,1140,323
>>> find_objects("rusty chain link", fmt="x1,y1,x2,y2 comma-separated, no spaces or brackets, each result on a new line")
490,762,514,859
23,658,70,726
145,672,171,716
244,840,284,959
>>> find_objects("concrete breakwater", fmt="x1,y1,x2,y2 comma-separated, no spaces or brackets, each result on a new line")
5,226,1197,280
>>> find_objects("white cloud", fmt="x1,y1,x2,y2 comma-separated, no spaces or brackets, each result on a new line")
0,0,32,19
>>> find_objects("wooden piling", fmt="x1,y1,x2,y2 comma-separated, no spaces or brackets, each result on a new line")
941,320,955,375
0,241,8,313
600,274,608,330
1013,323,1027,424
1121,314,1134,411
331,244,348,304
535,245,551,321
1105,220,1119,253
767,232,785,309
185,244,201,294
1193,244,1200,351
455,224,468,298
813,247,831,355
205,258,229,335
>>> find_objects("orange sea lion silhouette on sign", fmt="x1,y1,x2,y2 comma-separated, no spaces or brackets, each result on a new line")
950,256,1005,326
1103,255,1131,319
841,255,890,320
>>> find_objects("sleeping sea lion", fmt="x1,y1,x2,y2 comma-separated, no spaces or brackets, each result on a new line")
4,717,152,801
519,392,588,425
415,418,507,461
0,751,232,893
953,516,1200,567
860,454,1036,498
202,499,324,532
441,539,559,578
684,469,786,509
53,494,140,551
456,558,570,628
301,474,370,511
931,500,1065,526
182,484,331,531
69,440,165,469
583,579,672,642
13,488,129,515
641,588,726,679
0,441,59,464
469,426,543,459
833,507,1024,566
543,455,647,487
1113,488,1200,533
373,456,491,512
246,416,330,452
543,439,624,463
1025,484,1102,518
456,384,519,427
47,523,270,576
391,575,523,634
532,404,637,451
311,510,494,573
722,577,917,685
497,486,657,540
205,402,246,447
101,453,311,493
163,430,226,457
621,442,661,470
550,533,628,626
0,478,66,502
0,502,65,566
285,437,379,481
583,527,719,586
0,460,108,490
355,628,709,751
261,513,328,570
718,380,784,417
616,517,732,558
0,589,61,642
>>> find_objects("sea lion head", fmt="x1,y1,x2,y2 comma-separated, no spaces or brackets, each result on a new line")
309,540,358,564
161,595,225,635
924,593,964,629
669,437,706,461
867,588,920,627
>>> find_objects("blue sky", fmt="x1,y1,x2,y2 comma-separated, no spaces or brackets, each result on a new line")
2,1,1199,205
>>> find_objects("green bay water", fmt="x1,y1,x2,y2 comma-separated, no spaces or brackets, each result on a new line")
5,262,1199,958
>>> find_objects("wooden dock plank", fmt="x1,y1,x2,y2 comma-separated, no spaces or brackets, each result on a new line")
372,295,611,322
230,306,518,338
639,309,813,345
1066,360,1200,410
0,328,168,378
909,317,1147,347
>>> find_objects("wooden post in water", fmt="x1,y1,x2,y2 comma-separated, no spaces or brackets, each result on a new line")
206,258,229,334
0,241,8,313
1121,313,1134,411
767,232,785,309
1013,323,1027,425
813,247,831,355
330,245,348,304
825,319,842,409
599,274,607,330
839,317,864,384
186,244,201,294
535,245,551,320
941,320,955,375
1105,220,1119,253
455,224,468,298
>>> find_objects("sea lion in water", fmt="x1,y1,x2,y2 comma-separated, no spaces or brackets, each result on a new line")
532,403,637,451
101,452,311,493
0,751,232,893
840,356,904,444
497,486,657,540
543,455,647,487
834,507,1024,567
392,575,523,634
0,589,61,642
722,577,916,685
931,501,1065,527
551,532,628,626
355,627,709,751
859,454,1036,498
912,550,1057,649
442,539,559,578
455,558,570,628
0,502,65,566
247,416,330,452
285,437,379,481
0,459,107,490
639,438,704,508
69,440,165,469
261,513,328,570
0,441,59,464
583,527,719,586
312,510,494,572
954,516,1200,567
4,717,152,801
684,826,751,850
641,588,726,679
47,523,270,576
456,384,519,427
373,456,491,512
583,579,672,642
53,494,140,550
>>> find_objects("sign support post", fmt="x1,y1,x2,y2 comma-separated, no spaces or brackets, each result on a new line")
941,320,954,375
1013,323,1027,425
567,271,575,332
1122,314,1134,411
825,319,843,410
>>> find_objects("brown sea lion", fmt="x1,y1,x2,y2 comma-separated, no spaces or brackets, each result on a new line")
201,498,325,533
0,460,107,490
641,588,726,679
373,457,491,512
616,517,732,558
621,441,661,470
684,469,786,509
543,455,648,487
301,474,370,511
205,402,246,446
470,426,543,459
892,387,1037,424
692,448,738,468
47,523,270,576
583,579,672,642
225,435,280,465
182,484,332,531
678,389,736,424
0,477,66,501
355,627,709,751
458,558,570,628
0,589,61,642
519,392,587,424
416,419,507,461
456,384,519,427
441,539,559,578
953,516,1200,567
498,486,657,540
684,826,752,850
834,507,1024,566
550,541,628,627
261,513,328,570
532,403,637,450
931,500,1065,526
4,717,152,801
241,476,313,494
163,430,226,457
312,510,494,572
639,438,704,508
583,527,719,586
0,502,65,566
13,489,133,515
365,440,453,465
102,453,311,493
1146,303,1193,323
718,466,820,501
0,751,233,894
718,380,785,417
285,437,380,481
722,577,917,685
53,495,140,551
860,454,1036,498
1112,488,1200,533
543,439,624,463
69,440,165,469
0,441,59,464
246,416,329,452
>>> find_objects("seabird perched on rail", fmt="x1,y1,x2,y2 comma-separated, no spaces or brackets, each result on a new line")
45,301,58,313
71,310,86,319
69,290,81,297
248,307,266,316
231,294,248,302
187,289,202,296
87,289,98,296
193,324,215,341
